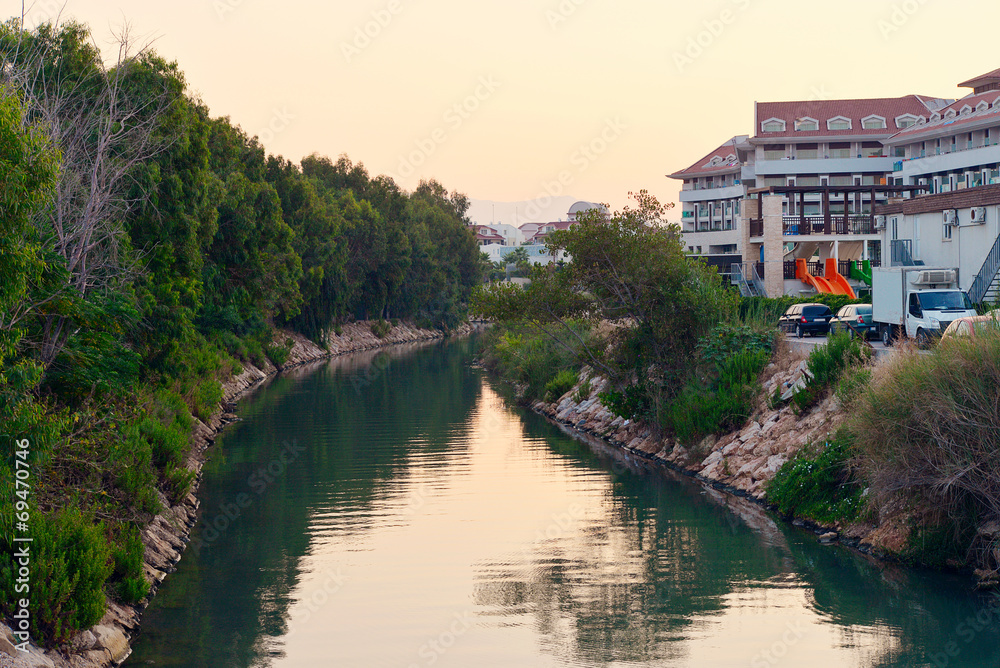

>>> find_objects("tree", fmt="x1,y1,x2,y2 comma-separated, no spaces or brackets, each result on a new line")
1,18,177,366
473,191,734,417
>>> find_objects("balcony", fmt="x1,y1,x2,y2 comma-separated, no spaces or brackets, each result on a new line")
749,218,764,238
754,156,897,176
896,143,1000,180
678,183,746,203
781,214,876,236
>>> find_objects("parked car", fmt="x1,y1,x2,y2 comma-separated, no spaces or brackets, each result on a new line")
829,304,875,339
779,303,833,338
941,314,1000,340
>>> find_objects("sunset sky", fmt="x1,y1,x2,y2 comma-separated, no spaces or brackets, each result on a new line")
14,0,1000,222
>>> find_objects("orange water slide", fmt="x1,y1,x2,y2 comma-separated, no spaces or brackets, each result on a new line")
795,259,857,299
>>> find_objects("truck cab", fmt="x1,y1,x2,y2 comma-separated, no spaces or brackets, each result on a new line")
903,289,976,343
873,267,977,346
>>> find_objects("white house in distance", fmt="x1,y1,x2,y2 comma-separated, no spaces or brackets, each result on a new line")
475,201,607,266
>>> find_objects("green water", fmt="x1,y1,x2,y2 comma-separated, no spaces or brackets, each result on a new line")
126,338,1000,668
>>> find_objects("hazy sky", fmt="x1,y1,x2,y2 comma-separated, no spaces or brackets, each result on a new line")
13,0,1000,221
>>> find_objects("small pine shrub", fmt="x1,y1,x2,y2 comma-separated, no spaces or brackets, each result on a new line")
573,379,592,403
110,525,150,604
0,507,114,646
544,370,578,402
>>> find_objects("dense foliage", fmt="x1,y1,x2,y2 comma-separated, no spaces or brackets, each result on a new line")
0,19,483,646
474,192,738,423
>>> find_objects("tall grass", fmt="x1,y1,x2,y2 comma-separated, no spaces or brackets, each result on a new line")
851,331,1000,565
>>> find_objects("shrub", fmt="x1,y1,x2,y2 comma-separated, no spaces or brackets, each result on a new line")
370,320,392,338
0,507,113,646
665,348,771,445
573,379,592,403
851,331,1000,552
791,331,871,412
545,370,578,402
110,524,150,604
482,322,594,403
766,430,864,524
264,341,292,368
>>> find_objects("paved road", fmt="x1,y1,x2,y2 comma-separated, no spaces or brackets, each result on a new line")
783,332,894,359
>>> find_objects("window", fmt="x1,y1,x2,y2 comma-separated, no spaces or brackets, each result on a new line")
827,116,852,131
761,118,786,133
829,142,851,159
795,143,818,159
943,219,953,240
795,117,819,131
763,146,786,160
862,115,886,130
895,114,918,129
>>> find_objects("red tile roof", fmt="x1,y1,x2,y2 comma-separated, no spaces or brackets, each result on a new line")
754,96,944,139
958,68,1000,90
668,135,747,179
887,91,1000,142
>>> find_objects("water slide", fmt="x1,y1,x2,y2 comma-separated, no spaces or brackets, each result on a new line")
849,259,872,287
795,258,857,299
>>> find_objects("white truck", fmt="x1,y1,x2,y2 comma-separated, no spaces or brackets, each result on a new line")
872,266,977,346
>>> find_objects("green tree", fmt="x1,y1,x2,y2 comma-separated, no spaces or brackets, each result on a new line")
474,191,734,419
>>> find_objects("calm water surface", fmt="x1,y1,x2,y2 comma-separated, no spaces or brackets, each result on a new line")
126,338,1000,668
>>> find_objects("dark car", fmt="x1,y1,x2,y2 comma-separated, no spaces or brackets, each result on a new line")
829,304,875,339
779,303,833,338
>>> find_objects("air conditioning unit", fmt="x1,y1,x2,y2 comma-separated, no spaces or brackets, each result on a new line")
911,269,957,286
971,207,987,224
942,209,958,225
874,215,886,229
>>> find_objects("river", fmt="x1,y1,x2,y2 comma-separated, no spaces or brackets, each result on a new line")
125,337,1000,668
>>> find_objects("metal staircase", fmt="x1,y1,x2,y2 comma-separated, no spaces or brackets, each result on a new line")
731,263,767,298
968,233,1000,305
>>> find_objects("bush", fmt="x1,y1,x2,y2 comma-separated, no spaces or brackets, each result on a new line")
265,341,292,368
110,524,150,604
851,331,1000,555
665,348,771,445
0,507,113,646
573,379,592,403
481,322,594,403
766,430,864,524
790,331,871,412
545,370,578,402
370,320,392,338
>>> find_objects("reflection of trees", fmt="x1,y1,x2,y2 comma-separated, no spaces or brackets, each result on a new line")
473,414,1000,667
127,338,483,668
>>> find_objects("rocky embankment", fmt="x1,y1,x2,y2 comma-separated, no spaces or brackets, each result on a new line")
530,339,895,555
2,321,478,668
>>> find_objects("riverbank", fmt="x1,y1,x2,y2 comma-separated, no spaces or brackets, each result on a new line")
2,321,479,668
525,336,957,573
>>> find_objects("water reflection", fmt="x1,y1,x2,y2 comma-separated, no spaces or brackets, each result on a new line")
127,338,1000,668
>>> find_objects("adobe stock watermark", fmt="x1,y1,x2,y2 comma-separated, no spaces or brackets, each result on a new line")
749,622,805,667
190,439,307,553
351,351,392,395
256,107,295,146
673,0,753,74
516,117,627,224
545,0,588,30
877,0,930,41
341,0,409,63
285,569,347,637
212,0,248,21
406,610,474,667
926,593,1000,668
389,76,502,182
